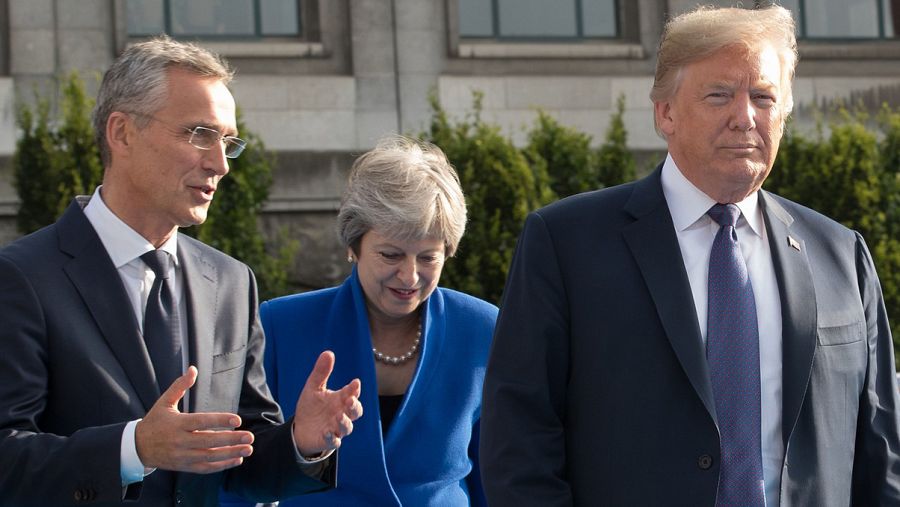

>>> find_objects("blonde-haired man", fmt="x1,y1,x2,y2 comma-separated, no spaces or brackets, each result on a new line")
482,6,900,506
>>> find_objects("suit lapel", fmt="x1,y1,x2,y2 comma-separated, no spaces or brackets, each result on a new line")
178,236,218,413
759,192,817,446
57,199,160,411
622,170,717,423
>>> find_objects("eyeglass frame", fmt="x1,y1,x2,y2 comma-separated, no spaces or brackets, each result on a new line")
127,112,247,159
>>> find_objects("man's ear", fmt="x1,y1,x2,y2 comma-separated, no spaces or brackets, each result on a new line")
654,100,676,138
106,111,133,157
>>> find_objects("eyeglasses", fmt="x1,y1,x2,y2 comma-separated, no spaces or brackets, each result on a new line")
131,113,247,159
185,125,246,159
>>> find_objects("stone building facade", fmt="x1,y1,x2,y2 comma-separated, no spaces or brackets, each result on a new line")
1,0,899,290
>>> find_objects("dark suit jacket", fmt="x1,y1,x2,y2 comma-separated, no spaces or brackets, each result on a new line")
480,168,900,506
0,198,334,506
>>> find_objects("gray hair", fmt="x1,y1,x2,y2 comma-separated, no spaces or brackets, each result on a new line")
650,5,798,131
93,35,234,167
338,136,467,257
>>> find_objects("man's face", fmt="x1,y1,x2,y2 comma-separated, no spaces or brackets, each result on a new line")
111,67,236,240
655,44,788,203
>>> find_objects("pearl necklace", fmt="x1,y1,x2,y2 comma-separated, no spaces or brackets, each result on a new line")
373,321,421,366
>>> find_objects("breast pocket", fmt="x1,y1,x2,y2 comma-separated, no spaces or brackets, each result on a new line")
209,346,247,413
212,345,247,373
816,314,864,346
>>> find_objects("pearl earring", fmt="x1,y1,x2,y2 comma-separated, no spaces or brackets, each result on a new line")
347,255,354,263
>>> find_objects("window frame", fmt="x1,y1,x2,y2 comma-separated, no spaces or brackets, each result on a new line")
447,0,643,60
774,0,896,41
125,0,307,40
457,0,620,41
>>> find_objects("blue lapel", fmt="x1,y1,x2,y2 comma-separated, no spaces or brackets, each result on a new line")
622,168,717,424
322,269,402,505
759,191,817,447
58,198,160,412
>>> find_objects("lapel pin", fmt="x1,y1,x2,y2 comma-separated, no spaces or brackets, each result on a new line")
787,235,801,252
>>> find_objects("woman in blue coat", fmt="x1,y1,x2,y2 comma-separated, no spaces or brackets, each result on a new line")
225,136,496,506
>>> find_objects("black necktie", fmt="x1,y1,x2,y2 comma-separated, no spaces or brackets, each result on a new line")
141,250,183,392
706,204,765,506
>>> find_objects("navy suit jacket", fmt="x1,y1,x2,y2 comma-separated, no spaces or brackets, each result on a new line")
480,168,900,506
0,198,333,506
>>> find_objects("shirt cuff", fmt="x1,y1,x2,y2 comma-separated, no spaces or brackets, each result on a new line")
120,419,156,486
290,421,334,464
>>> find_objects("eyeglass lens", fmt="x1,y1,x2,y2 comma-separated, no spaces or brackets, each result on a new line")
189,126,246,159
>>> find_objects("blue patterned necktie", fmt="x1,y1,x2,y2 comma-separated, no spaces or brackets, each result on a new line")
141,250,183,392
706,204,765,506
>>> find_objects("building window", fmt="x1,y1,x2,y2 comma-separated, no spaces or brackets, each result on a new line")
458,0,617,39
127,0,301,38
775,0,898,39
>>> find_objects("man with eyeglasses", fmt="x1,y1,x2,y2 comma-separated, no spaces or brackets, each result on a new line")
0,36,362,506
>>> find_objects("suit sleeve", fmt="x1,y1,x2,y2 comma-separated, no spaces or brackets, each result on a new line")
480,212,574,507
0,255,129,507
221,265,335,502
850,232,900,503
466,420,487,507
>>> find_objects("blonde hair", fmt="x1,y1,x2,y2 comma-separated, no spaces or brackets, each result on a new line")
338,136,467,257
650,5,798,130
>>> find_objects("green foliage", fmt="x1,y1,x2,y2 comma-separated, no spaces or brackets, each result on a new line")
766,108,900,363
422,92,556,304
181,110,297,301
596,95,637,187
13,75,294,300
525,111,598,197
525,94,636,199
14,72,103,234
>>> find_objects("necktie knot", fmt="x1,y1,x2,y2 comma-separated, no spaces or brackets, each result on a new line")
707,203,741,228
141,250,173,280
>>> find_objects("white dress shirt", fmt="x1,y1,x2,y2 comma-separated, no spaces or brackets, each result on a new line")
660,155,784,506
83,186,185,486
82,187,327,488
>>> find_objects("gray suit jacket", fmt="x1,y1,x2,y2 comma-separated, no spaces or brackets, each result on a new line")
480,168,900,506
0,198,334,506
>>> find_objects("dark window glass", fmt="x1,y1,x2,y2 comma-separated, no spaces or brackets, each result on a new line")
458,0,494,37
260,0,300,35
497,0,577,37
582,0,617,37
774,0,897,39
459,0,617,39
127,0,301,38
127,0,165,35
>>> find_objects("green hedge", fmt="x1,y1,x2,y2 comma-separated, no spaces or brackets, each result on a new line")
13,73,292,300
421,92,635,304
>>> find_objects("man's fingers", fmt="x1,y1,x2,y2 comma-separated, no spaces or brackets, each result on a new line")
159,366,198,409
335,415,353,437
343,378,362,399
180,412,243,432
304,350,336,391
187,443,254,463
189,429,254,449
346,397,363,421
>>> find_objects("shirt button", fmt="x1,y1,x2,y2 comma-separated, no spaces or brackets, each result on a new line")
698,454,714,470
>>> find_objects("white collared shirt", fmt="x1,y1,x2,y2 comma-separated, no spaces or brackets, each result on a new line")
660,155,784,506
83,186,188,486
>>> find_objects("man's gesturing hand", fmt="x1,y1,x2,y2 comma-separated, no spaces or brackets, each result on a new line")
292,351,363,457
135,366,254,473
